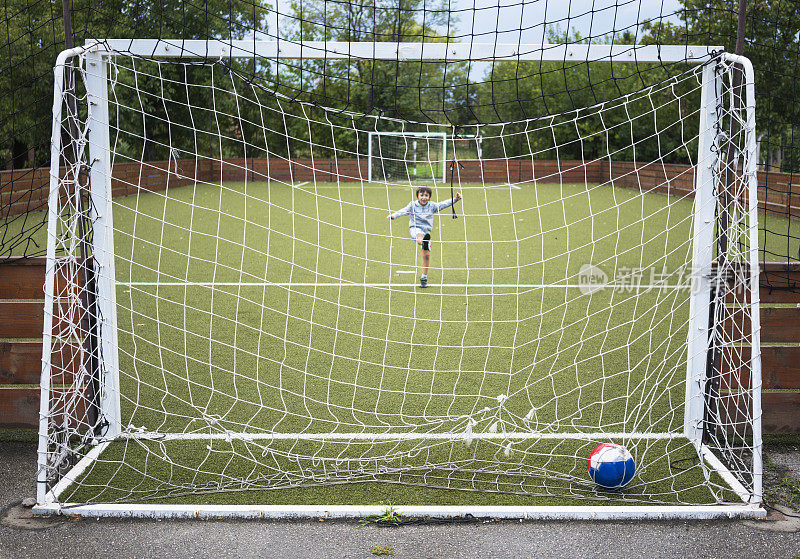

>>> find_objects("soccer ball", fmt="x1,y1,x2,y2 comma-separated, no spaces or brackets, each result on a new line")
587,443,635,489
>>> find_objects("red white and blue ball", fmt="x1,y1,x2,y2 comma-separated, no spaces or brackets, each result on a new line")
587,443,635,489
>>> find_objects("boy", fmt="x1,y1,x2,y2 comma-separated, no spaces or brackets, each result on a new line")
387,186,462,288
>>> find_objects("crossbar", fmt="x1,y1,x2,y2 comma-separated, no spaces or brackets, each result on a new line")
86,39,723,63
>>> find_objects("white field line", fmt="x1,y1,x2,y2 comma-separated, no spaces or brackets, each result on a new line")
118,281,691,290
296,184,518,189
115,431,683,441
293,181,309,187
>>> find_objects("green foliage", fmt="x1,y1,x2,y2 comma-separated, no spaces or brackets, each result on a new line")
763,434,800,447
468,28,698,161
371,545,395,555
12,1,800,172
765,474,800,513
103,16,710,165
762,450,800,513
0,0,269,167
0,429,38,442
93,0,270,161
644,1,800,171
277,0,473,150
0,0,66,166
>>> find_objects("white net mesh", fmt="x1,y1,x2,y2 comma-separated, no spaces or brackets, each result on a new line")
41,49,760,509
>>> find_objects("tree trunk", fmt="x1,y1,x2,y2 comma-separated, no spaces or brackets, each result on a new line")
9,140,28,169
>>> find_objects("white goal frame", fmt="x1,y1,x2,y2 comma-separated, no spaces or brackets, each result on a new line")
36,39,763,520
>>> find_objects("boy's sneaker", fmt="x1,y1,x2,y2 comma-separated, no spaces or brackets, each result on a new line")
420,276,428,288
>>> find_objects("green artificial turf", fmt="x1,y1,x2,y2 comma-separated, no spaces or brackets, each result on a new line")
32,178,789,507
60,436,736,506
106,180,692,436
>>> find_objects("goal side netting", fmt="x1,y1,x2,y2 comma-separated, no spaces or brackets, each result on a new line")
37,44,761,517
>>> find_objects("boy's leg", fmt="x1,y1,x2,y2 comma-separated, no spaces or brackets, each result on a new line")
419,233,431,288
420,250,430,288
421,234,431,273
416,233,424,246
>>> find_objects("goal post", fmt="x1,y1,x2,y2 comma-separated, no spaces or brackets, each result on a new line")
37,40,763,519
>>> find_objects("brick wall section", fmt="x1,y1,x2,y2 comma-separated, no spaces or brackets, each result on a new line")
2,158,799,218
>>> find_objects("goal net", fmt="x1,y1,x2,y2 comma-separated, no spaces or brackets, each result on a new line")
37,41,762,519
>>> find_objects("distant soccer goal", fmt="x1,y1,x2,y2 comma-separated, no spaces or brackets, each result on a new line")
367,131,447,184
36,39,763,520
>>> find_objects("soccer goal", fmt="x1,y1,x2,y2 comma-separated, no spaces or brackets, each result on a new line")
36,40,763,519
367,131,447,184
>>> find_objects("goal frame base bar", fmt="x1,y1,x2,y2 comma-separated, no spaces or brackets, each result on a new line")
31,503,765,520
33,439,763,519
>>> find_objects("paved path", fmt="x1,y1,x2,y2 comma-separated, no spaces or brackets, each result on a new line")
2,440,798,559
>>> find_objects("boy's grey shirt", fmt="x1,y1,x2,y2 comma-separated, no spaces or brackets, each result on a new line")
390,198,456,234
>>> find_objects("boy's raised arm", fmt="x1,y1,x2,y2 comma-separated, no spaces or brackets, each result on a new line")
432,192,462,213
387,201,413,220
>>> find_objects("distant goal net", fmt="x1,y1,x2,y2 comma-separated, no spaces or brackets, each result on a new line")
37,40,762,519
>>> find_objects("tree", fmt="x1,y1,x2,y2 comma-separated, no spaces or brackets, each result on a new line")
0,0,272,168
471,28,696,163
0,0,67,168
86,0,272,162
259,0,473,158
643,1,800,171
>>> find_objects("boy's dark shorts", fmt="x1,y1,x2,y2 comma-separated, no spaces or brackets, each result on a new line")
421,233,431,251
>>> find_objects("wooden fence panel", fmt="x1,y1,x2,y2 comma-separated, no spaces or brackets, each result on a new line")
0,387,39,429
0,257,46,299
0,341,42,384
720,345,800,390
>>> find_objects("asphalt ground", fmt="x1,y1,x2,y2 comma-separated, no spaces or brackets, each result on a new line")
1,439,799,559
